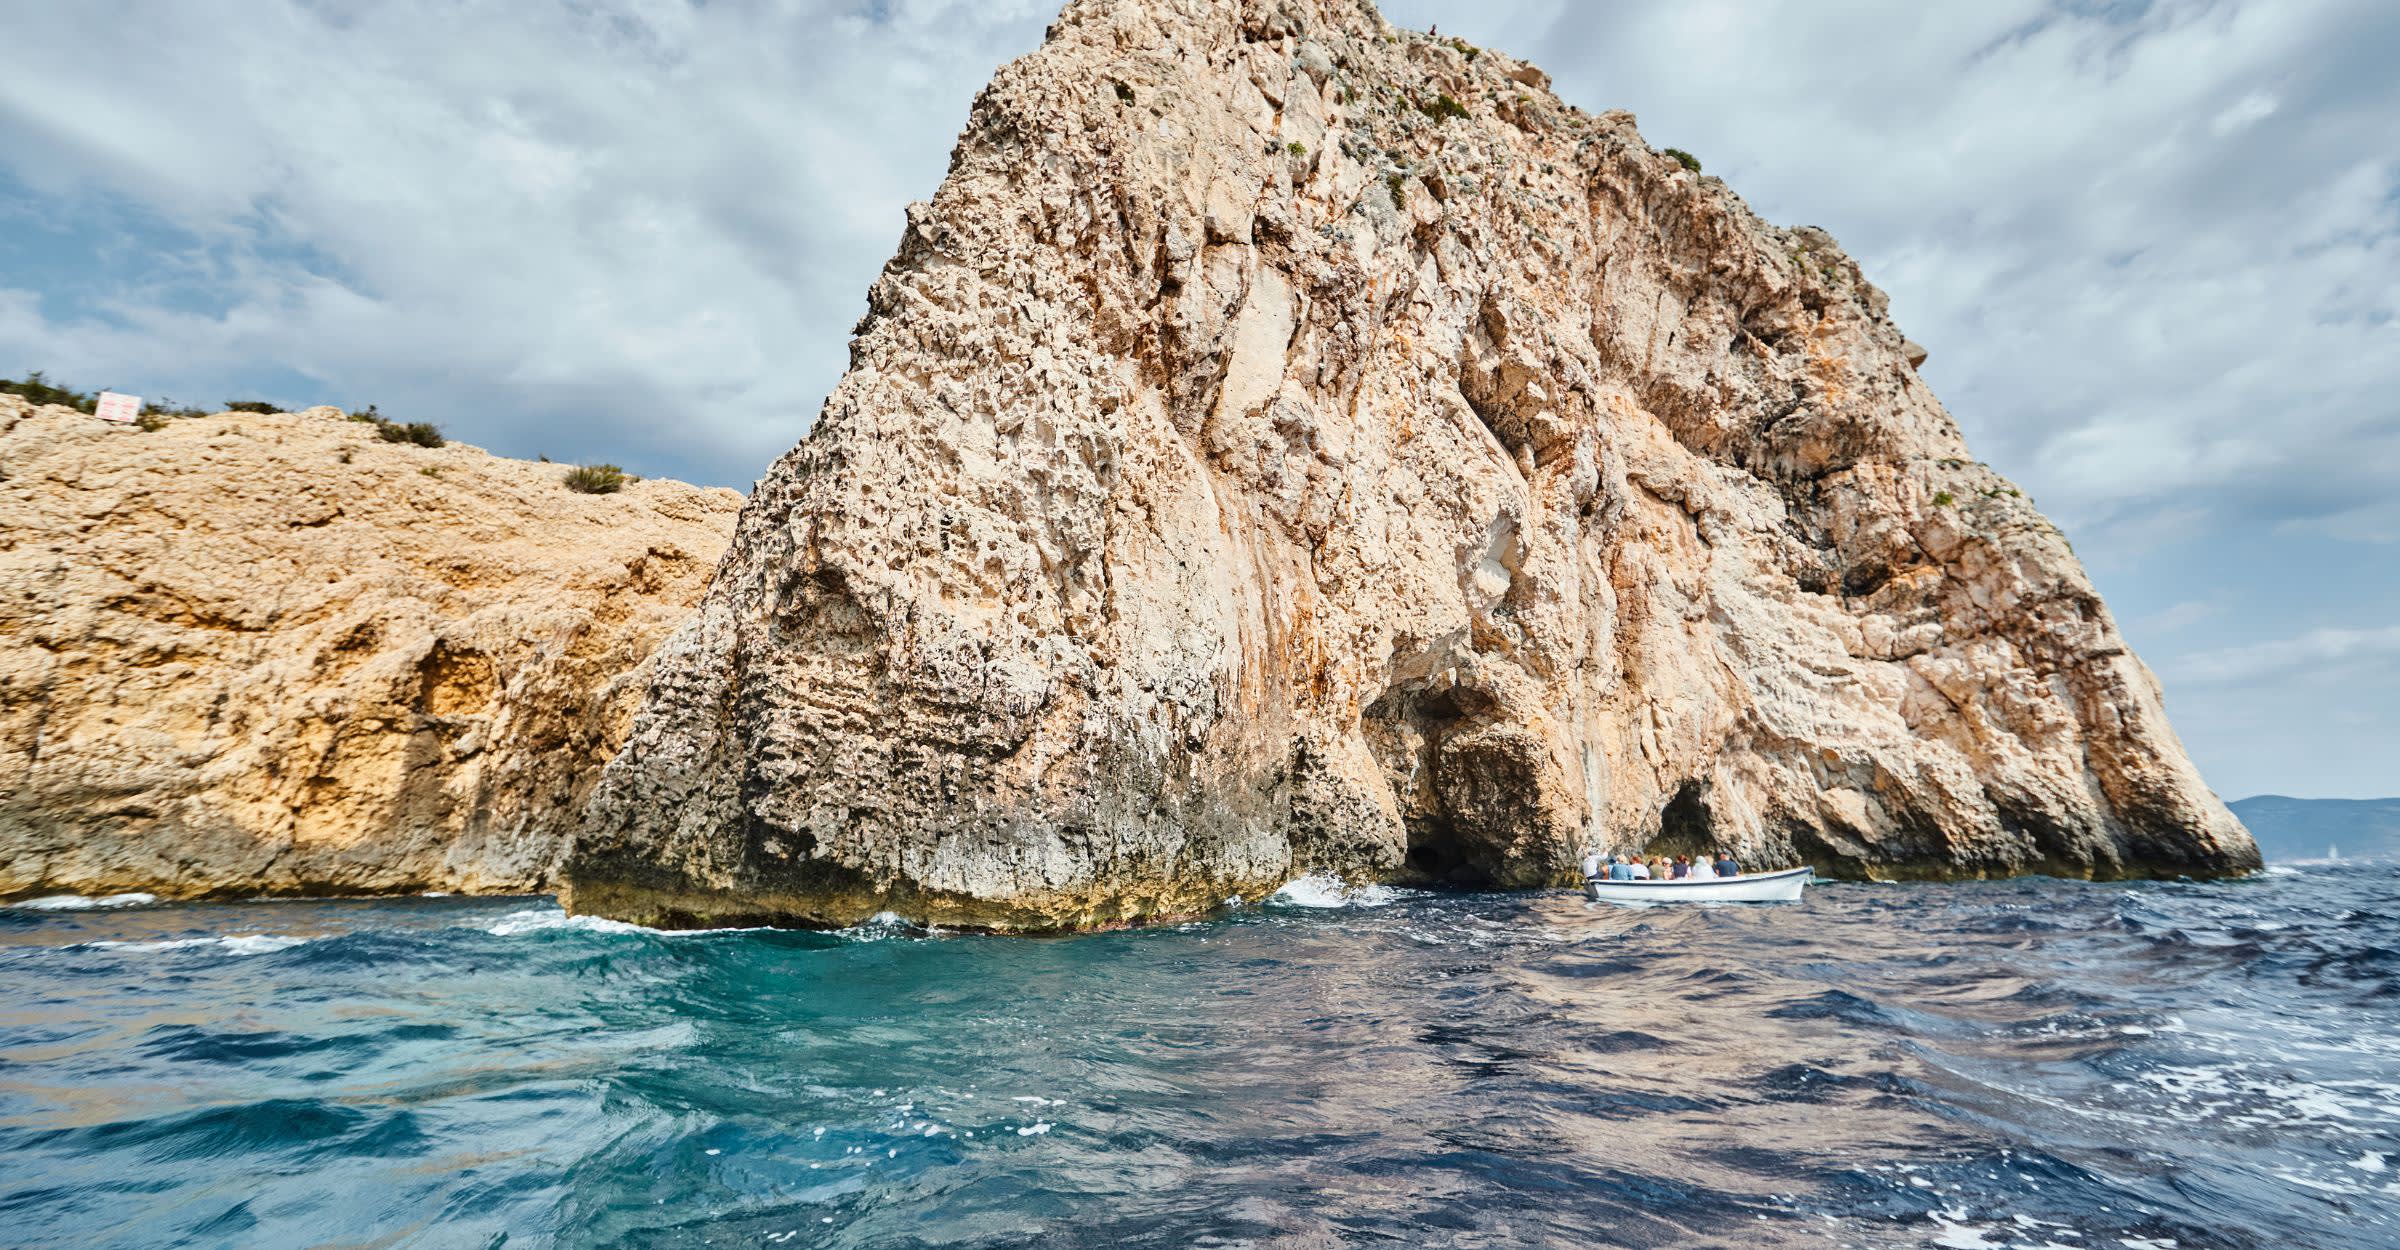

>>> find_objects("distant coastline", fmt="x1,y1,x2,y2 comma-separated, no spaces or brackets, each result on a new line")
2227,795,2400,861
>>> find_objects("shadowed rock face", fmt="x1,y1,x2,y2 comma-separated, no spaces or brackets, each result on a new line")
566,0,2257,931
0,401,741,901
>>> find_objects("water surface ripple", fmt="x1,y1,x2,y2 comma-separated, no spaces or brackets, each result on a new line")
2,865,2394,1248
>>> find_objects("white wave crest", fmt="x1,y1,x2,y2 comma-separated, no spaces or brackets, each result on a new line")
484,907,654,937
83,934,310,956
11,892,159,911
482,906,776,939
1269,875,1408,908
829,911,930,941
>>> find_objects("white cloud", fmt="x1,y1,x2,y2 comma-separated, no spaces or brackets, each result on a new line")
2141,600,2224,633
2170,625,2400,686
0,0,1057,481
2210,89,2281,135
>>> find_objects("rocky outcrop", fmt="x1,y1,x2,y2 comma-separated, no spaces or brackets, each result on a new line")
566,0,2257,930
0,399,740,901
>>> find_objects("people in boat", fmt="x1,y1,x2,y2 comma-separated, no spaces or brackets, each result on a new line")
1687,855,1715,880
1580,846,1603,882
1604,855,1633,881
1670,855,1691,879
1626,857,1652,880
1712,850,1741,876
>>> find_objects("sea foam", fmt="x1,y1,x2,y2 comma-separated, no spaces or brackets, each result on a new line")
482,905,773,939
10,892,159,911
1269,875,1408,908
81,934,310,956
483,907,656,938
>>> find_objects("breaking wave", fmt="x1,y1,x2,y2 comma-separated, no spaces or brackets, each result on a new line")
8,892,159,911
1267,873,1415,908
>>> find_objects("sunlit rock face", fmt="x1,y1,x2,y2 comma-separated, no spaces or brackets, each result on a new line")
566,0,2257,931
0,400,740,901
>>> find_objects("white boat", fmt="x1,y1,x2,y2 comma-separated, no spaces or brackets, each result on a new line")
1581,866,1811,904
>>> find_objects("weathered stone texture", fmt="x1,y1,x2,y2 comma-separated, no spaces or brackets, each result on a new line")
568,0,2257,929
0,400,740,900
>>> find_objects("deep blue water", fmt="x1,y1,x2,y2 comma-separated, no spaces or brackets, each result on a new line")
2,864,2395,1249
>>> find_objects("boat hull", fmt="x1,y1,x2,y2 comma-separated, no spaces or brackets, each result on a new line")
1581,866,1811,904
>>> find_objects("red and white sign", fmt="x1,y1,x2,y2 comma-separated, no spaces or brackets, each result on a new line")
95,392,142,424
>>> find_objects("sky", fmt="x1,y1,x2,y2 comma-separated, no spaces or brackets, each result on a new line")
0,0,2392,800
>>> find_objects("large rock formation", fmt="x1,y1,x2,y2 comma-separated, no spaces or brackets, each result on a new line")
567,0,2257,930
0,399,740,900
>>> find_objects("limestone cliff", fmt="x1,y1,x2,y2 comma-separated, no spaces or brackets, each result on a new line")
0,399,740,901
567,0,2258,930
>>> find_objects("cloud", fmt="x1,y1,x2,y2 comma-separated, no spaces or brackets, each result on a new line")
0,0,1057,485
2170,624,2400,685
2140,599,2224,633
1,0,2393,795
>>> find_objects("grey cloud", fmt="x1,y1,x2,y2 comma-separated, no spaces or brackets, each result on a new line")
0,0,1057,482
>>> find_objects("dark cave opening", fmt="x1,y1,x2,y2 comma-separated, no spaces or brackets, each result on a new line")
1648,780,1716,858
1365,681,1507,889
1401,815,1498,888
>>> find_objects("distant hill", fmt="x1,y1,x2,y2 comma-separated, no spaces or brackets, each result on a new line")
2228,796,2400,862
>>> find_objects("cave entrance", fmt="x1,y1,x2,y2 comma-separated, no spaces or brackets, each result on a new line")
1646,780,1716,859
1364,681,1513,889
1402,814,1499,888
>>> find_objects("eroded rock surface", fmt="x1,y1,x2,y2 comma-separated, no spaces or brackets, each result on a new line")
569,0,2256,930
0,400,740,900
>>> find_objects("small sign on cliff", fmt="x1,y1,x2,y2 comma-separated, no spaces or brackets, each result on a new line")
94,392,142,424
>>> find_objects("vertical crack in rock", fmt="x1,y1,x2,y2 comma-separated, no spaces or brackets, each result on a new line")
565,0,2258,930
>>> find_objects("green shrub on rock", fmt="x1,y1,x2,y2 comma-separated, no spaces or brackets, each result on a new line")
564,463,627,495
376,420,445,448
1417,93,1468,122
1665,147,1702,173
0,371,96,413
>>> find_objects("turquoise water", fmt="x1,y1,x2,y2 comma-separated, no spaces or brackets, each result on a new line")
3,866,2396,1248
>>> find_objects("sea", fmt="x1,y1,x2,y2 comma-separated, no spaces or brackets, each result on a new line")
2,863,2394,1250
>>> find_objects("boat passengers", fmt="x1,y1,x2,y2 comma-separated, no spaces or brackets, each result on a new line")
1578,850,1747,882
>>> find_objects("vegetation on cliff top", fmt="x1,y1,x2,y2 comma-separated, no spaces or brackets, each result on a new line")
2,372,97,413
564,463,628,494
7,372,692,495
